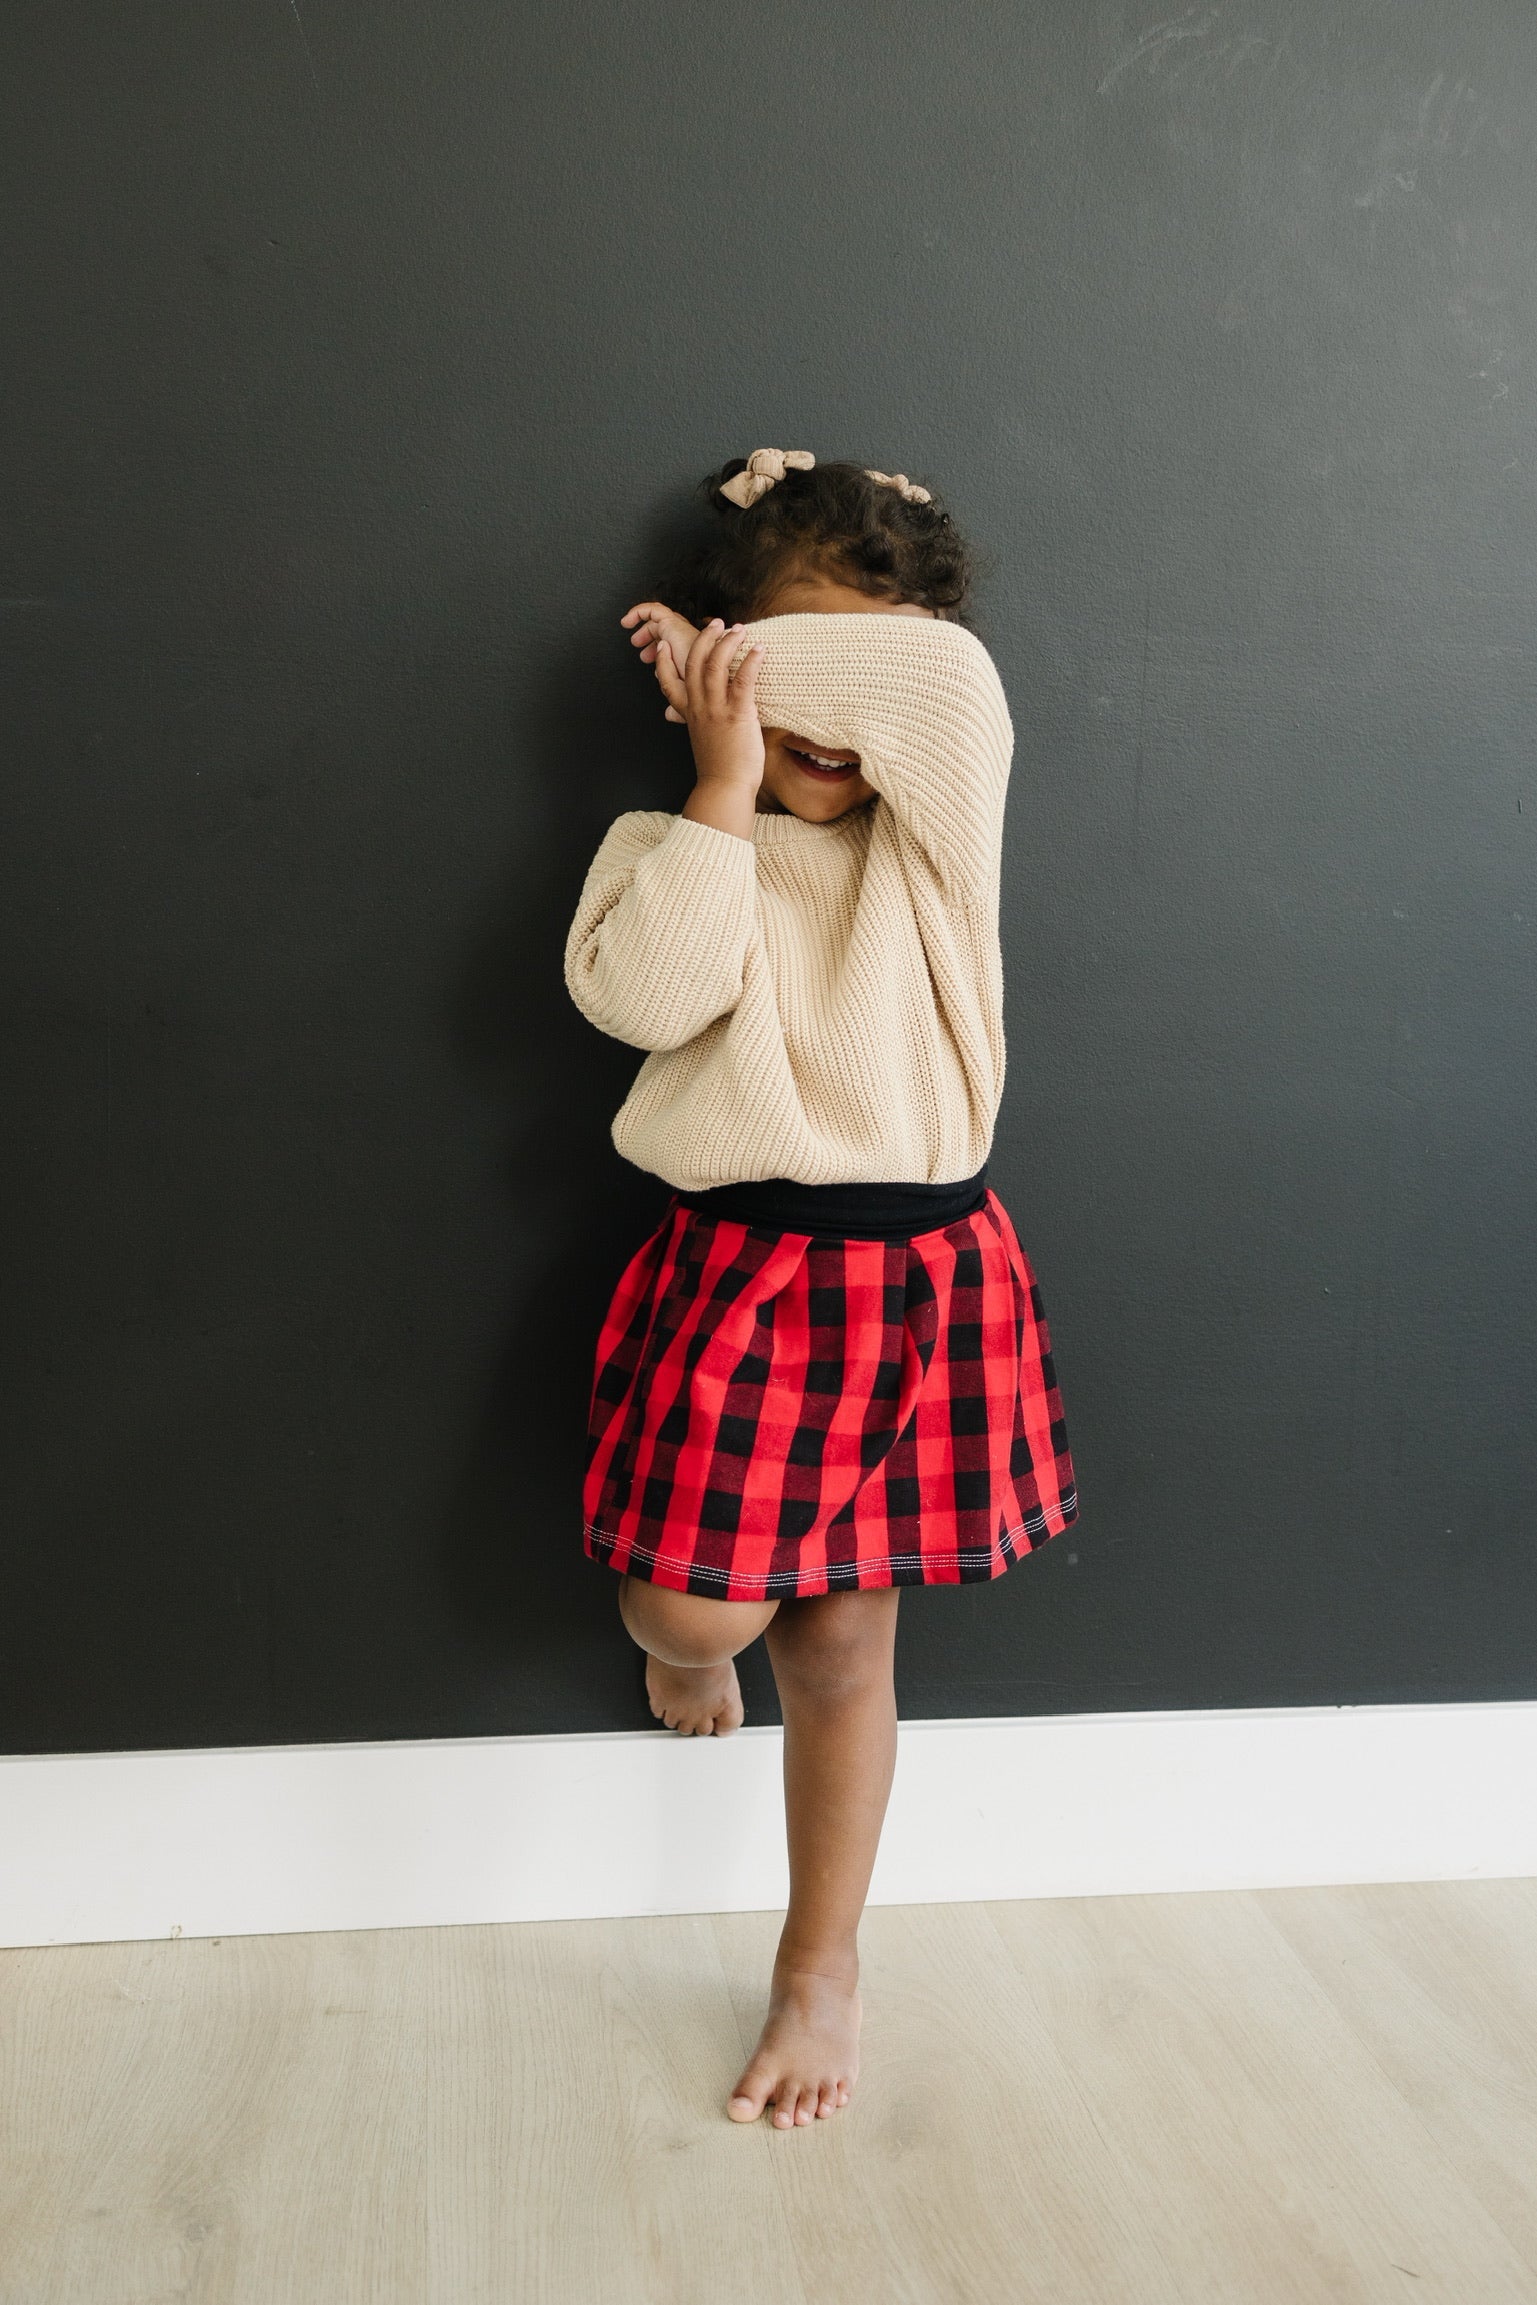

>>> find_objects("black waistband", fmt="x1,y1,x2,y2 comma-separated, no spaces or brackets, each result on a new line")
672,1165,990,1242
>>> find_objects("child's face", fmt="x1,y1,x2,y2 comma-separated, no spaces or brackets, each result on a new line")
754,575,937,822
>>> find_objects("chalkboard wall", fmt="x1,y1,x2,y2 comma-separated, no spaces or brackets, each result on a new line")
4,2,1534,1753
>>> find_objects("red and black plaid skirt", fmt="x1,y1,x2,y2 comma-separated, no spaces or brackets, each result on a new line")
582,1189,1078,1600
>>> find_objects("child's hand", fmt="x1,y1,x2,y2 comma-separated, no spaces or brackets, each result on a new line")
620,600,701,724
681,620,765,790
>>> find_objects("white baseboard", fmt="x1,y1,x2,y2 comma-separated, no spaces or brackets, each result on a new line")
1,1701,1533,1950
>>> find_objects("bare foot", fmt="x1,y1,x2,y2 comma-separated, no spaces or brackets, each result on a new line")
727,1966,862,2127
646,1654,744,1736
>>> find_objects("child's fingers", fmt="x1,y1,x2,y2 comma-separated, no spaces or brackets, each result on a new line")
702,622,745,709
624,601,700,676
623,605,672,662
711,628,758,713
729,643,763,709
653,638,688,713
705,622,737,700
684,618,727,707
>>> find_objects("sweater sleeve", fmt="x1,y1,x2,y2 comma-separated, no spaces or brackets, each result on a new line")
563,810,758,1051
743,615,1013,901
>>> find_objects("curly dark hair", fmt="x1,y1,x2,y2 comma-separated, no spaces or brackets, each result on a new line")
665,456,975,628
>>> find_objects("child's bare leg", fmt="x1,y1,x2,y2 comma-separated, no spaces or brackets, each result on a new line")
728,1586,900,2128
617,1574,778,1735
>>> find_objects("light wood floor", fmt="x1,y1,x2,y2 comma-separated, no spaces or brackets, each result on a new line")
3,1879,1537,2302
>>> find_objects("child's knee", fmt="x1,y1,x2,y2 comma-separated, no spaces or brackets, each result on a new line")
618,1575,773,1666
771,1589,899,1703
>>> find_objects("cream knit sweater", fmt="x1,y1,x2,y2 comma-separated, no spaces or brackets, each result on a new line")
563,612,1014,1189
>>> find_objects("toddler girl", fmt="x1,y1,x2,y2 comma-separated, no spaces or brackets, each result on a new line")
564,449,1078,2129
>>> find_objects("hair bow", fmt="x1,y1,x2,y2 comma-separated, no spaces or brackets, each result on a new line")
718,448,816,508
865,469,932,505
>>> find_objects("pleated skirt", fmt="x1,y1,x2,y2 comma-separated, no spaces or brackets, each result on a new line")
581,1188,1079,1600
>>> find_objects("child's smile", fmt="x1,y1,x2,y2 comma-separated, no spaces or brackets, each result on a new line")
783,741,861,781
759,727,874,818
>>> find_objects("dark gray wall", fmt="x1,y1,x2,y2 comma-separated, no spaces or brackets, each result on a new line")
4,2,1533,1754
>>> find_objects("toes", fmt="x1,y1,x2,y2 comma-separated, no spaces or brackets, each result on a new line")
728,2066,774,2123
646,1664,743,1740
734,2072,846,2128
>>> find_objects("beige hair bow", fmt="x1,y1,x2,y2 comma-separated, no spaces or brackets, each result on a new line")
865,469,932,504
717,448,933,510
718,448,816,508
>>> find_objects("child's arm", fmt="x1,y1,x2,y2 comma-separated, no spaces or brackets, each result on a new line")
565,623,768,1051
745,615,1014,902
563,811,757,1051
